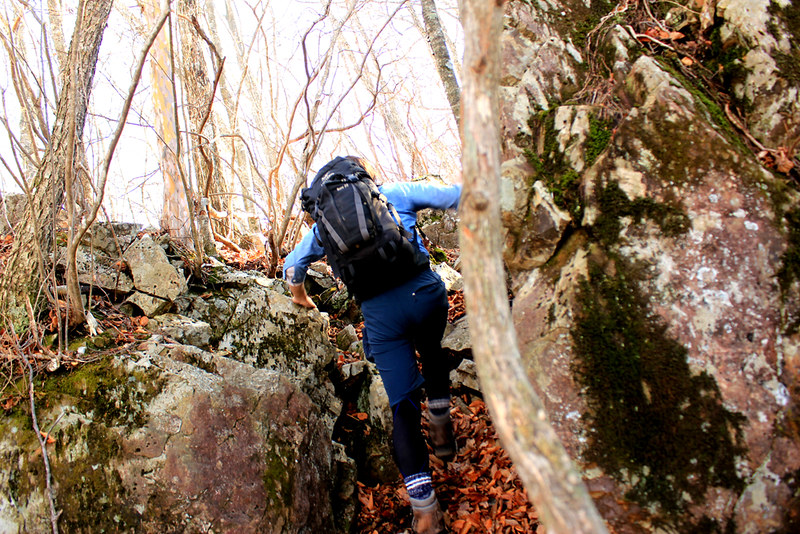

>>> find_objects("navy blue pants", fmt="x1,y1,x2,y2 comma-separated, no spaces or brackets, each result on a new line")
361,268,450,477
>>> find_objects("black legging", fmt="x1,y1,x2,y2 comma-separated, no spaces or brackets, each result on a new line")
392,388,430,477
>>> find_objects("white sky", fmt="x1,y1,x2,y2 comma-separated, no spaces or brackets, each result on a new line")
0,0,463,228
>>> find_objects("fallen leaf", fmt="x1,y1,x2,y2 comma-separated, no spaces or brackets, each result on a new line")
139,316,149,327
776,147,795,174
681,57,694,66
39,430,56,444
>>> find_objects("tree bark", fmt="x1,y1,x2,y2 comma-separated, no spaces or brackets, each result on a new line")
205,0,259,232
137,0,191,241
421,0,460,125
458,1,609,532
177,0,227,253
0,0,112,325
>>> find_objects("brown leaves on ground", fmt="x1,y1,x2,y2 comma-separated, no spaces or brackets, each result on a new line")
217,241,270,271
355,396,539,533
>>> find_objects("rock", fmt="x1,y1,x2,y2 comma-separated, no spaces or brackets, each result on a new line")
418,208,460,249
509,50,800,531
336,324,359,351
307,261,338,290
0,343,346,533
361,364,399,482
80,222,142,256
124,234,187,301
442,317,471,354
431,262,463,293
66,246,134,293
123,290,170,317
339,360,367,383
180,270,340,426
505,179,572,275
331,442,358,532
450,358,480,393
715,0,800,149
148,313,212,349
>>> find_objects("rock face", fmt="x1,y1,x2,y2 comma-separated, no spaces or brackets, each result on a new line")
2,259,350,532
715,0,800,149
501,1,800,532
174,266,341,426
0,341,342,533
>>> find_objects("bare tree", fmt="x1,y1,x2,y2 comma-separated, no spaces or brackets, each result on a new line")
421,0,460,124
458,0,609,532
0,0,113,327
133,0,193,242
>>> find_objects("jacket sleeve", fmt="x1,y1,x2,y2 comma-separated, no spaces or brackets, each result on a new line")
282,225,325,284
383,181,462,212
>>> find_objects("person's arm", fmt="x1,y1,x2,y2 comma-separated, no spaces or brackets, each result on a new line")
283,226,325,308
382,181,462,212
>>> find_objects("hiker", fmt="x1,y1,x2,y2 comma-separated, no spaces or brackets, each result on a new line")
283,155,461,533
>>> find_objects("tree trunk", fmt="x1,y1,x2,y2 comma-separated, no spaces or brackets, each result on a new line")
0,0,112,326
205,0,259,233
222,0,279,227
137,0,192,242
421,0,460,125
458,1,609,532
177,0,229,252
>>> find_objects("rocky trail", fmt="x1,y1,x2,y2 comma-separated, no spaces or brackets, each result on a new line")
1,232,540,533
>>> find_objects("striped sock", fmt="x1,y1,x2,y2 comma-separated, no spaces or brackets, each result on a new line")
428,397,451,421
404,472,434,503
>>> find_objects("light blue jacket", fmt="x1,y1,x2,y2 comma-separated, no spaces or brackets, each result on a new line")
283,181,462,285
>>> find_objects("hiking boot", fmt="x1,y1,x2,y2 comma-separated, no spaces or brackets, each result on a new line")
428,415,456,462
412,502,446,534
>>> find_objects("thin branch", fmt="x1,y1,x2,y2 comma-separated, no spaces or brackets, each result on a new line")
274,0,410,252
72,7,171,256
8,312,60,534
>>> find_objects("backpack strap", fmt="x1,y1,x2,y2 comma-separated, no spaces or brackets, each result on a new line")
318,210,350,253
353,184,371,242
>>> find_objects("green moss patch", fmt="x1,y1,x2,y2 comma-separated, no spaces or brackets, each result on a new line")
39,357,164,428
567,0,617,50
523,108,615,222
263,436,296,507
571,257,747,528
592,178,690,247
769,1,800,83
53,425,141,532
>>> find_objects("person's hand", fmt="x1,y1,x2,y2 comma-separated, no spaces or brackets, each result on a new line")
289,282,317,309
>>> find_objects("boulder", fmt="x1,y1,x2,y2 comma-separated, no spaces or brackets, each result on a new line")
336,324,359,351
124,234,187,302
71,247,134,293
176,268,341,426
442,317,471,354
80,222,142,256
450,358,481,394
431,262,463,293
418,208,460,249
0,341,349,533
147,313,212,349
508,46,800,532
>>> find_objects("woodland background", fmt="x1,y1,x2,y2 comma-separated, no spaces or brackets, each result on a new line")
2,0,800,532
0,0,463,329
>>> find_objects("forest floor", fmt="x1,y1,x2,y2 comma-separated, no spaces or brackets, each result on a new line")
1,238,540,533
353,394,540,533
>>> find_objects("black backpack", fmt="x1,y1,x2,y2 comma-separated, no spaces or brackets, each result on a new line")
300,157,429,301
